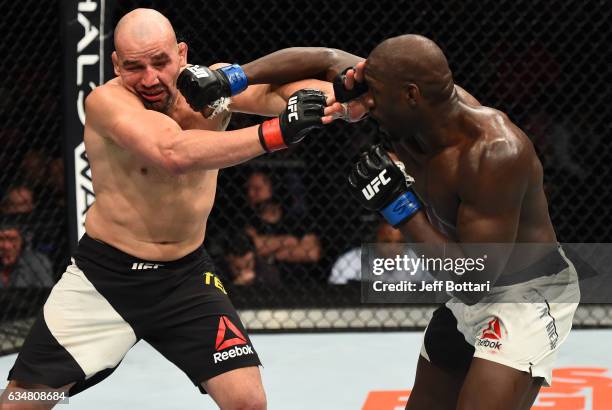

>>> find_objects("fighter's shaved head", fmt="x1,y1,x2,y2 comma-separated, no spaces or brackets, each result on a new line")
367,34,454,102
112,9,187,114
114,8,177,55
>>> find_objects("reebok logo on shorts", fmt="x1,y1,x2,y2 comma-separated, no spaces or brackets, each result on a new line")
476,317,503,350
213,316,254,364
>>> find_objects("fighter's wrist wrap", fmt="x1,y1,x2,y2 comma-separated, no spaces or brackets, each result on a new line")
380,190,421,227
218,64,248,95
258,118,287,152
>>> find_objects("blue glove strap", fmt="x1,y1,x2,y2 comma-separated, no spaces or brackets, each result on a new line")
380,191,421,226
219,64,248,95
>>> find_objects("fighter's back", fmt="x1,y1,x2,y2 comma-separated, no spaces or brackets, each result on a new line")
458,102,557,245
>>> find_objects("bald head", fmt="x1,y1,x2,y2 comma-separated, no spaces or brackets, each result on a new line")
112,9,187,114
114,8,177,54
367,34,454,102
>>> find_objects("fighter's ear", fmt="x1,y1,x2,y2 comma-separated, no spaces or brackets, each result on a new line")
112,51,120,77
178,42,188,67
403,83,420,106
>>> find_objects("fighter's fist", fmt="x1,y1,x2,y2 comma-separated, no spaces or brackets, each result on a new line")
333,63,369,103
258,89,326,152
348,145,421,227
177,64,247,112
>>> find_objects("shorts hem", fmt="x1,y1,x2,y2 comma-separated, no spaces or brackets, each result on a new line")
192,358,263,394
472,352,552,386
7,366,80,391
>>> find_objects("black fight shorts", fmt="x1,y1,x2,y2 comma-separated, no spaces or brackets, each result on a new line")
8,234,261,396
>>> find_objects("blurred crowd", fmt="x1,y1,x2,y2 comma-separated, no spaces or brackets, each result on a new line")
0,39,597,292
0,148,67,289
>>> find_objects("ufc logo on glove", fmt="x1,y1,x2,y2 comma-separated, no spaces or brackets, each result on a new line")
187,65,210,79
287,95,299,122
362,170,391,200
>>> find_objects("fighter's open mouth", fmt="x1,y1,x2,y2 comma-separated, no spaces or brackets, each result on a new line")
141,90,164,101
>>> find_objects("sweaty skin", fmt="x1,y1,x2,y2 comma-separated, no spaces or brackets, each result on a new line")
84,8,331,261
363,35,557,279
360,35,558,410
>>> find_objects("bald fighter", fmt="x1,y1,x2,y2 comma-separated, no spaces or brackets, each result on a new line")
1,8,332,409
209,37,581,409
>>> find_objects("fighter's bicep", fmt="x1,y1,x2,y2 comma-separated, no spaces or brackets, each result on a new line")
86,87,180,166
109,110,181,166
456,143,528,243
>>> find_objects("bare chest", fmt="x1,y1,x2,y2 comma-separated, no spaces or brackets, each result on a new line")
396,146,461,229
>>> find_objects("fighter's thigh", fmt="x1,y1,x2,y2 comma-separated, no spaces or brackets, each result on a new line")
457,357,541,410
202,366,266,410
143,284,261,392
0,381,75,410
406,356,465,410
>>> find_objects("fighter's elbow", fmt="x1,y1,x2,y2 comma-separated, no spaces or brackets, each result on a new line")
159,144,191,175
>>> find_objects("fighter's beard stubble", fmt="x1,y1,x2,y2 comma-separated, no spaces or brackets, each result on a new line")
140,85,175,114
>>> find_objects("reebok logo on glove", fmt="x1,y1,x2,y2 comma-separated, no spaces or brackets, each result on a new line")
287,95,299,122
362,170,392,200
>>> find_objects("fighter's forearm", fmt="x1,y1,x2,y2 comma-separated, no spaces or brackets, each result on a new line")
164,126,265,173
398,212,502,303
399,211,450,245
242,47,365,84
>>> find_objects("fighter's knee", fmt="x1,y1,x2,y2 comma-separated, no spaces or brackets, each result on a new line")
222,391,266,410
456,398,484,410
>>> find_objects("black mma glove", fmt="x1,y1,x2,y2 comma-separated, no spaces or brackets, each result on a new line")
333,66,369,103
177,64,248,112
258,89,326,152
348,145,421,227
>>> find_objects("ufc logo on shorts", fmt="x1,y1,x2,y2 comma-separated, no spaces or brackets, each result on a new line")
287,95,299,122
131,262,163,270
187,65,210,78
362,170,391,200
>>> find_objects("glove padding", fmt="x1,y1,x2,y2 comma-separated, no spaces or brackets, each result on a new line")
348,145,421,226
177,64,247,112
333,67,369,103
258,89,326,152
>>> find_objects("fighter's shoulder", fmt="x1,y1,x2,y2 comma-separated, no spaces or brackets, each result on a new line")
85,81,140,115
464,108,533,176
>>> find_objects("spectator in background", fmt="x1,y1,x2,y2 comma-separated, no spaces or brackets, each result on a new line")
221,231,280,286
489,41,587,189
0,221,54,288
329,221,432,285
243,170,322,279
0,185,34,216
46,157,66,208
19,149,47,190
